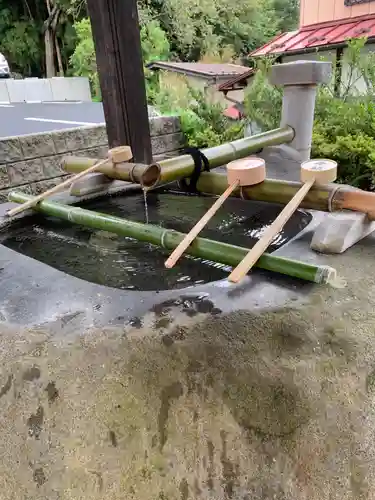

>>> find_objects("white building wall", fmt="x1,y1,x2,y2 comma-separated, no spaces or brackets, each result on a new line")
281,45,375,96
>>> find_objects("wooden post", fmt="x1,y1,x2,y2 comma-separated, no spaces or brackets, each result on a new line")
86,0,152,164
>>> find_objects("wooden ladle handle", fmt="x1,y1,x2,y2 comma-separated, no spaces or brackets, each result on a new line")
165,180,240,269
228,179,315,283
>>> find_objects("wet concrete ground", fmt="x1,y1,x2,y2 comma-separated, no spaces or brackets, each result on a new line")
1,194,375,499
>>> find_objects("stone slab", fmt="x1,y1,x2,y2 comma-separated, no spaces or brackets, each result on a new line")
270,60,332,87
311,211,375,254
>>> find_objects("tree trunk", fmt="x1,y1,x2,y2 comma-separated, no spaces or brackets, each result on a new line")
44,0,56,78
55,36,64,76
45,29,55,78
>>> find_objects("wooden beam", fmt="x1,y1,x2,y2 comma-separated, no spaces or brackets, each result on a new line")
86,0,152,163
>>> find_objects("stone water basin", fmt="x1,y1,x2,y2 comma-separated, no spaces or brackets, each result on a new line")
0,191,312,292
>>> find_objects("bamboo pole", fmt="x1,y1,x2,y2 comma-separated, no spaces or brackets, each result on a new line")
8,190,336,285
62,158,375,218
194,172,375,219
62,127,294,188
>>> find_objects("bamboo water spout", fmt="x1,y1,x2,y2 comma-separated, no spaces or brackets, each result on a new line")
62,127,294,188
193,172,375,219
62,155,375,219
8,190,336,285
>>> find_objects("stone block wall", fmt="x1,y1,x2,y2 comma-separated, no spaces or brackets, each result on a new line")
0,115,183,201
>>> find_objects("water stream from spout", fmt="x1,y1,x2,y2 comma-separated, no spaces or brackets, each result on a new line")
143,188,149,224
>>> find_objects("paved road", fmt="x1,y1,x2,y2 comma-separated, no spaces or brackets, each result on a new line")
0,101,105,138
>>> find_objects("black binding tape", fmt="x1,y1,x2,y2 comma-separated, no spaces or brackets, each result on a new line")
180,146,210,193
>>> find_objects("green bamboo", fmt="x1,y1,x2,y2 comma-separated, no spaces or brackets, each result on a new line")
194,172,338,212
8,191,336,285
62,158,345,213
62,126,294,188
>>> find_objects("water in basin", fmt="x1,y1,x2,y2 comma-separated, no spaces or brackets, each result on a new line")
1,191,312,291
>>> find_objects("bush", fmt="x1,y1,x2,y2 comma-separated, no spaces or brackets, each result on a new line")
154,76,244,148
244,42,375,190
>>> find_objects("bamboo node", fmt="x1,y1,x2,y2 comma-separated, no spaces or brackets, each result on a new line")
160,230,168,249
327,184,341,213
314,265,337,284
129,164,137,183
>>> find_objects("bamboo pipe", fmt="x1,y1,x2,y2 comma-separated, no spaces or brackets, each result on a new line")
62,127,294,188
193,172,375,219
63,158,375,219
8,190,336,285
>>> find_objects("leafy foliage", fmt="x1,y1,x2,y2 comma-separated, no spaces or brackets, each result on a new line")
144,0,280,61
273,0,299,32
70,13,170,100
69,18,99,96
153,76,243,147
0,0,299,79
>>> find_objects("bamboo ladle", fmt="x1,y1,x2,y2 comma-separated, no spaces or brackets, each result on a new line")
165,157,266,269
228,158,338,283
6,145,133,217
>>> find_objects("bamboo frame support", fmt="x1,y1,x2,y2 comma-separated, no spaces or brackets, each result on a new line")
62,126,294,188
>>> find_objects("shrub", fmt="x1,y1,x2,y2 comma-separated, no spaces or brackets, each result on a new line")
154,76,244,148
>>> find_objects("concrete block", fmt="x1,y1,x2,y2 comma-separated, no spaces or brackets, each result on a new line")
151,132,184,155
311,211,375,254
0,165,10,188
153,149,181,162
30,178,60,194
41,155,65,178
280,85,317,161
50,131,68,154
79,125,108,148
24,78,53,102
70,172,113,196
63,128,89,151
0,137,23,164
50,77,91,101
18,132,56,160
0,80,10,102
270,60,332,87
7,158,45,186
149,116,181,137
6,80,26,102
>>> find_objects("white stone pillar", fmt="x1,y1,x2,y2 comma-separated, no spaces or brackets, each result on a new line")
269,60,332,162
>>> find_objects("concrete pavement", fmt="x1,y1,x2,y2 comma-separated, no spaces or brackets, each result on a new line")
0,101,105,137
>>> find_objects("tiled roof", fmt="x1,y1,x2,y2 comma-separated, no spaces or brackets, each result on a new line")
251,13,375,57
218,68,256,91
147,61,249,78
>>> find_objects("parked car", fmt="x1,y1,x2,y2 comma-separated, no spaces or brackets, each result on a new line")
0,53,10,78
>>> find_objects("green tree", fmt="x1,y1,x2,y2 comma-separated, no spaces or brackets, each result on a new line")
272,0,299,32
69,13,170,100
140,0,279,60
